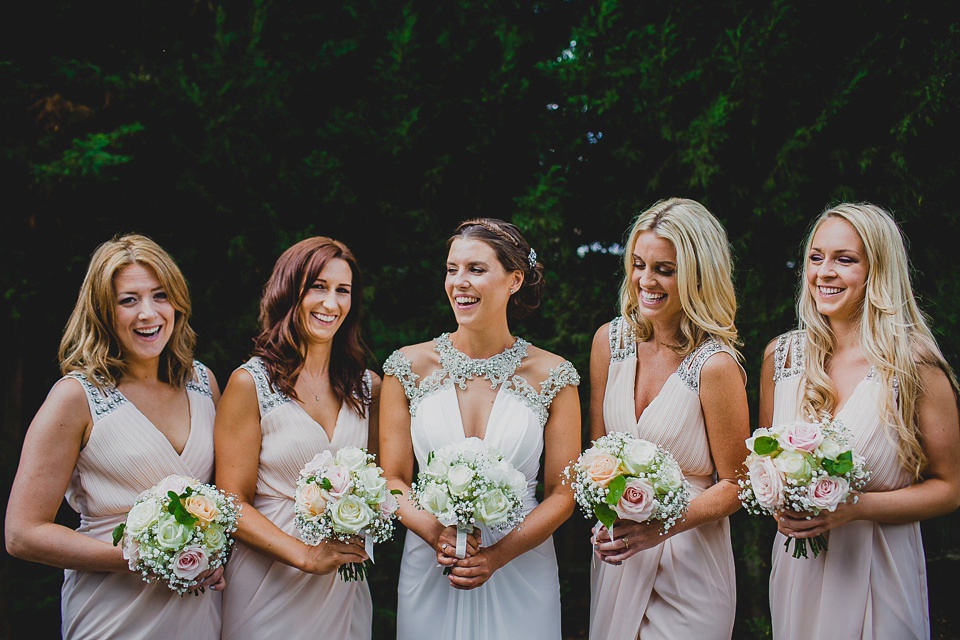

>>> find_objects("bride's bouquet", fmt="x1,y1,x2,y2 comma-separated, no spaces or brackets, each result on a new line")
738,418,870,558
409,437,526,560
112,474,239,595
294,446,400,581
564,431,691,534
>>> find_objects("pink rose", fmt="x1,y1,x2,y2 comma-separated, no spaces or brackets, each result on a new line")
614,478,657,522
747,456,784,510
806,476,849,512
780,421,824,454
300,450,334,478
579,449,621,488
324,465,353,498
380,492,398,517
171,544,209,581
154,475,196,497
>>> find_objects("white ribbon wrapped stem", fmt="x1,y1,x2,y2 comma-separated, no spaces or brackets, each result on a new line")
364,533,375,564
455,527,468,559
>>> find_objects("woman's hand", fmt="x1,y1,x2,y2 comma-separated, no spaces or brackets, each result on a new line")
775,503,856,539
299,538,369,575
591,518,666,564
194,566,226,591
435,526,481,570
446,545,503,590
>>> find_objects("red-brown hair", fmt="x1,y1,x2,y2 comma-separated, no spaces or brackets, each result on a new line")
252,237,369,416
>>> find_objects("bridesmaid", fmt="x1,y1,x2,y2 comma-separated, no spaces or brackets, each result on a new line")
215,237,378,640
760,203,960,639
5,234,223,639
589,198,749,640
380,218,581,640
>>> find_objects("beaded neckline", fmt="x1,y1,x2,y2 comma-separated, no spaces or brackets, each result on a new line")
435,333,530,390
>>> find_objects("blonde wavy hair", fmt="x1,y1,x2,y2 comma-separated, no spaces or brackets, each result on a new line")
59,234,197,389
619,198,740,358
798,203,959,478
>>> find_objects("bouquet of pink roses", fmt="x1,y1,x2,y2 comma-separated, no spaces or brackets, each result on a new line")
113,474,239,595
738,418,870,558
294,446,400,581
563,431,690,534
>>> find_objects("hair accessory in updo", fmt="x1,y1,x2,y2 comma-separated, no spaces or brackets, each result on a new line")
528,248,537,269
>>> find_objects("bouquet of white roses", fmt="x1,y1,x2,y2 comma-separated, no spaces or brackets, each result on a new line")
112,474,239,595
738,418,870,558
294,446,400,581
564,431,691,536
409,437,526,560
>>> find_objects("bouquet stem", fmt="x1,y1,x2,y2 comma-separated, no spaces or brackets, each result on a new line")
784,533,827,559
338,559,373,582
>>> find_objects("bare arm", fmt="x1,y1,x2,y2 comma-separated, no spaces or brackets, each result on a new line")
5,379,128,572
213,369,365,574
366,372,382,460
588,323,611,444
758,339,778,429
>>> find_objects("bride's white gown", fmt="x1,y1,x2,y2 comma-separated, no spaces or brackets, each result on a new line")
384,334,579,640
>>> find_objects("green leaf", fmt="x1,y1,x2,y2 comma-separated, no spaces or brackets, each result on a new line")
320,477,333,491
166,491,199,527
390,489,403,495
112,523,125,546
753,436,780,455
822,451,853,475
594,502,617,530
605,475,627,506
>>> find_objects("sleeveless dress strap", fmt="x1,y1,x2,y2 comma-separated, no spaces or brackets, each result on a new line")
676,339,734,393
65,372,126,422
773,330,805,382
185,360,213,398
609,316,636,362
383,350,419,402
240,356,289,417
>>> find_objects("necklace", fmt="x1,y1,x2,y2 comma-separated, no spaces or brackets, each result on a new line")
298,372,323,402
435,333,529,390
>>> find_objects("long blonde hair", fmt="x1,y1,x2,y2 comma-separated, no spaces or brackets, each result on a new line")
798,203,959,478
59,234,197,389
619,198,740,357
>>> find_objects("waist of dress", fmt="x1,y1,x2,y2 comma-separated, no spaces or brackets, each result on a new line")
77,512,128,542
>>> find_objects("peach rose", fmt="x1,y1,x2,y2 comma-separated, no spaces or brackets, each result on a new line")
296,483,330,521
580,449,621,488
184,494,219,523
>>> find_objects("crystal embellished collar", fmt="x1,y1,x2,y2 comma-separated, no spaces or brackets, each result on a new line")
434,332,530,390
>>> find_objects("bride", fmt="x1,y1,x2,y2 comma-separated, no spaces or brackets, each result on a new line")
380,218,581,640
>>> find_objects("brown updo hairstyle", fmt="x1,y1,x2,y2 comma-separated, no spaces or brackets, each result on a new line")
448,218,545,319
252,237,369,416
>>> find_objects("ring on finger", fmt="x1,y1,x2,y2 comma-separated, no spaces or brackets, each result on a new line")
441,543,448,551
623,537,629,549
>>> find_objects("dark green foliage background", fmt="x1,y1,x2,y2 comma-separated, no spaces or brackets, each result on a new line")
2,1,958,638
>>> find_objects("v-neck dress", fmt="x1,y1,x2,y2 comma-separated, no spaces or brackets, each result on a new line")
60,361,221,640
768,330,929,640
220,357,373,640
589,317,740,640
383,338,580,640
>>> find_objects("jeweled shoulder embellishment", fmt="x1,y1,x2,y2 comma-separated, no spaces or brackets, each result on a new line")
608,316,636,362
434,333,529,390
241,357,290,417
773,330,805,382
383,350,420,402
186,360,213,398
677,340,724,392
67,372,126,420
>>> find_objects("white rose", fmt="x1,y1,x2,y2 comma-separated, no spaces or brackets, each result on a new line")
620,439,659,474
202,524,227,551
657,463,685,492
818,438,842,461
773,451,814,481
155,513,193,550
354,467,387,503
446,464,476,497
329,494,375,535
126,498,161,534
474,488,512,527
334,446,369,471
418,483,452,517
